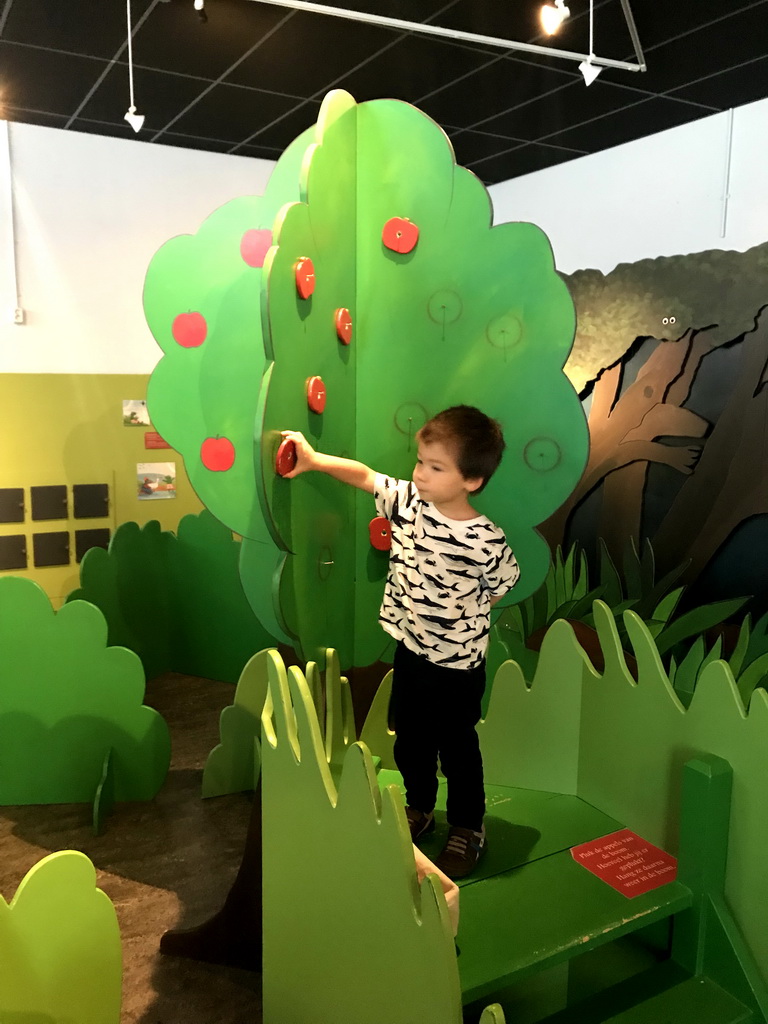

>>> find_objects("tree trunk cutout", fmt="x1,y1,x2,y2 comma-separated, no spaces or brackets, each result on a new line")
652,309,768,582
541,328,712,563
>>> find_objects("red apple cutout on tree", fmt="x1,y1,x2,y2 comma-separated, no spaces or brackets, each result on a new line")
201,436,236,472
306,376,327,414
172,311,207,348
294,257,316,299
334,307,353,345
382,217,419,254
275,438,297,477
368,516,392,551
240,228,273,268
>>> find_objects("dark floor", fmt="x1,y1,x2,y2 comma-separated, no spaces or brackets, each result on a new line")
0,673,262,1024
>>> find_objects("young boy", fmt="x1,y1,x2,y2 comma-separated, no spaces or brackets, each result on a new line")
281,405,519,878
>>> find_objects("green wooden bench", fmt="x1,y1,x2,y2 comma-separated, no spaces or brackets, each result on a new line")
261,637,768,1024
453,755,765,1022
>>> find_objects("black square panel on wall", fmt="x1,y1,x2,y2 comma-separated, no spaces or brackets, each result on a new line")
33,531,70,567
0,534,27,570
73,483,109,519
75,528,111,563
0,488,25,523
31,485,68,521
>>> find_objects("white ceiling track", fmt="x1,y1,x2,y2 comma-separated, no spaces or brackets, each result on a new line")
249,0,646,73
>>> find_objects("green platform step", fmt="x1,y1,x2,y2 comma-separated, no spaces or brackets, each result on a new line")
536,964,755,1024
454,756,768,1023
458,846,693,1004
601,976,754,1024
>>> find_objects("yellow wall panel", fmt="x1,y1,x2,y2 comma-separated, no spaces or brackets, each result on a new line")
0,374,203,606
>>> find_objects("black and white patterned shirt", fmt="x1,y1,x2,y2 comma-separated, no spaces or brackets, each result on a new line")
374,474,520,669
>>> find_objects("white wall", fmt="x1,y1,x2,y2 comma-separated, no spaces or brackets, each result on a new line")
0,121,276,373
488,97,768,275
3,97,767,375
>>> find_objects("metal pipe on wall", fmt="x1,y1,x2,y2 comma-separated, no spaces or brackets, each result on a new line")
1,119,23,325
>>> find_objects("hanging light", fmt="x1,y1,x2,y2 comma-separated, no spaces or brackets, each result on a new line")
540,0,570,35
579,59,601,85
124,106,145,132
578,0,602,86
123,0,145,133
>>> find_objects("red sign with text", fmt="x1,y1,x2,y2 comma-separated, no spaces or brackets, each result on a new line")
144,432,171,450
571,829,677,898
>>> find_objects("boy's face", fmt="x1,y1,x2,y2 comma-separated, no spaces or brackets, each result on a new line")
412,438,483,505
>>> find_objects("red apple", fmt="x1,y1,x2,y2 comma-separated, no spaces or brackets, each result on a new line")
306,376,326,414
294,257,316,299
275,438,297,477
172,311,207,348
240,228,273,268
201,436,236,472
382,217,419,254
368,516,391,551
334,307,353,345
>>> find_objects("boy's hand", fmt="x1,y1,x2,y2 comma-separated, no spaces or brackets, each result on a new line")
279,432,377,492
280,430,317,477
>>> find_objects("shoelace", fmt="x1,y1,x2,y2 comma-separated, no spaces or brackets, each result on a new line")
445,832,475,855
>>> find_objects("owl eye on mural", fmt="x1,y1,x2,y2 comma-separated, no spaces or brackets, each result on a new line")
662,316,677,325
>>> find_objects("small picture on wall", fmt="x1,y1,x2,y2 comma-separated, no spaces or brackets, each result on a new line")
137,462,176,500
123,399,151,427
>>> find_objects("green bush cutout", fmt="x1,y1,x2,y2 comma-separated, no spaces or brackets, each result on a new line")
261,647,505,1024
0,576,169,804
202,649,269,798
68,511,277,684
0,850,121,1023
203,646,355,797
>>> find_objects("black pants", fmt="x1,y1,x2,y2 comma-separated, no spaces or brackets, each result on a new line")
390,641,486,833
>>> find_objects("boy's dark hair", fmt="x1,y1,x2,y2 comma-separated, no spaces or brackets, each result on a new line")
418,405,505,494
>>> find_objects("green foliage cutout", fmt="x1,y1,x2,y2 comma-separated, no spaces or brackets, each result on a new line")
68,511,277,683
0,851,121,1024
203,646,356,797
261,647,505,1024
144,90,587,669
0,576,169,804
479,600,768,989
492,538,754,702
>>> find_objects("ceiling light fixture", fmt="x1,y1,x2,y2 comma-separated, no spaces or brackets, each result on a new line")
540,0,570,36
579,59,601,85
248,1,646,76
578,0,602,85
123,0,145,133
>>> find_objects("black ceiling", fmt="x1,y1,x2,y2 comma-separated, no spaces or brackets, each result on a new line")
1,0,767,184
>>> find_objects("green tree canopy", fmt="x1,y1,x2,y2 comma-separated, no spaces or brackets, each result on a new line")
145,90,588,668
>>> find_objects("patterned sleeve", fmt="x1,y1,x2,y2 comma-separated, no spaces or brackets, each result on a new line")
483,534,521,597
373,473,412,519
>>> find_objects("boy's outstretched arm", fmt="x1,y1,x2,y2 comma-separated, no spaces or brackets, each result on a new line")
280,430,376,494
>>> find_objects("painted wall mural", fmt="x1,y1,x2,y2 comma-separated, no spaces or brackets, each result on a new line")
545,241,768,619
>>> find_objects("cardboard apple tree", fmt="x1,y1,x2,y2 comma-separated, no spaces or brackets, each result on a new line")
145,90,588,669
